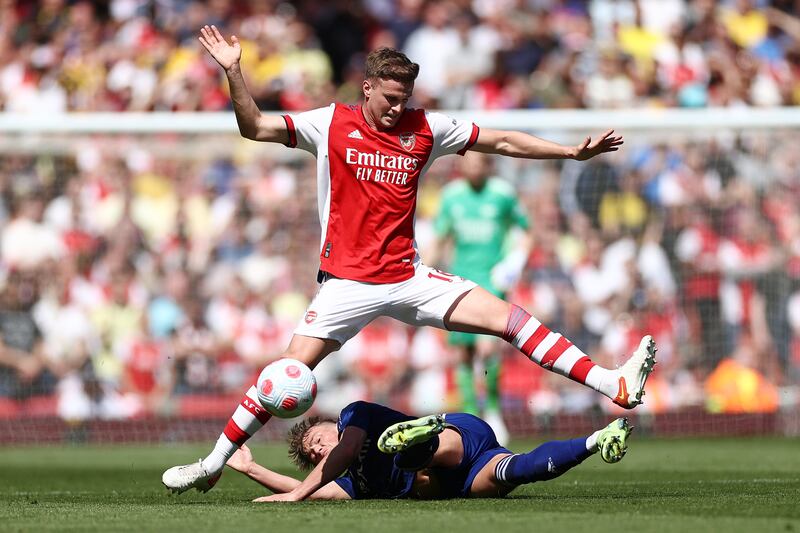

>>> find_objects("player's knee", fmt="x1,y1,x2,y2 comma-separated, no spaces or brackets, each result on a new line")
283,351,326,369
487,299,513,334
469,482,515,498
447,288,512,335
471,456,516,497
283,337,341,369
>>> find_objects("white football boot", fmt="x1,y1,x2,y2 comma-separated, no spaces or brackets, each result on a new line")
162,460,221,494
612,335,657,409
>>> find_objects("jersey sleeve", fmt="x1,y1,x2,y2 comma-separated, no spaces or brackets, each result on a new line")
337,401,372,433
426,112,479,158
281,104,335,155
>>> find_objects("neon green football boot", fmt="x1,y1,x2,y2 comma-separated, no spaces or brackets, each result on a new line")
378,414,446,454
596,417,633,464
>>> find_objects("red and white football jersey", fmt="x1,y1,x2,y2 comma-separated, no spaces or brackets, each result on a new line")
282,103,479,283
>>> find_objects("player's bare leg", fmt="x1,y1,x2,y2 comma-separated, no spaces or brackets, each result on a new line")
445,286,657,409
469,454,516,498
426,427,464,468
162,335,340,494
378,415,466,471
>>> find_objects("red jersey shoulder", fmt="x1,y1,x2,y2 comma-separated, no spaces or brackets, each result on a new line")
395,108,429,131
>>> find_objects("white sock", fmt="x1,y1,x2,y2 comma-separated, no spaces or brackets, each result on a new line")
503,305,612,393
202,434,237,473
587,366,619,399
585,429,603,453
201,386,271,473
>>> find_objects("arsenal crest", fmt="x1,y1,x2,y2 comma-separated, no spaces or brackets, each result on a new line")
399,132,416,151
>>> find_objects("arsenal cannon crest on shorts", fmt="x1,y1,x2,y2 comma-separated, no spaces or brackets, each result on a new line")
399,132,416,151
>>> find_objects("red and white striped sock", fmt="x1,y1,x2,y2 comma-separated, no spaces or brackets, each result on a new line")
201,385,272,474
502,304,617,398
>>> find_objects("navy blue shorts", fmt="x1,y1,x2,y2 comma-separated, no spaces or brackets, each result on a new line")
434,413,512,498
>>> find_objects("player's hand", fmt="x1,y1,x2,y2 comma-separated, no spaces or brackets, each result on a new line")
226,444,254,473
572,129,623,161
198,25,241,71
252,491,302,502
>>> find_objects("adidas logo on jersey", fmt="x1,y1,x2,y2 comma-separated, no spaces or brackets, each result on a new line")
348,129,363,140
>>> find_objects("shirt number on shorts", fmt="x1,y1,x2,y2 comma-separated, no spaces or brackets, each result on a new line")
428,269,459,283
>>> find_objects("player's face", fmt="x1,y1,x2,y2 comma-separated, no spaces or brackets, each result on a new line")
303,423,339,465
363,78,413,129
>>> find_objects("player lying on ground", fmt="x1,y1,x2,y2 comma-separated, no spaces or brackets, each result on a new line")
225,401,633,501
163,26,656,494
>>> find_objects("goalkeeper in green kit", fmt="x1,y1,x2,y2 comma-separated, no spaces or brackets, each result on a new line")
428,151,531,445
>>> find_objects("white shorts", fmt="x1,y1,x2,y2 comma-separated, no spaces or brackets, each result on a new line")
294,263,478,345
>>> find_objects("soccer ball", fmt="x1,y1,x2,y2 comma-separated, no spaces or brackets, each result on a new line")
256,358,317,418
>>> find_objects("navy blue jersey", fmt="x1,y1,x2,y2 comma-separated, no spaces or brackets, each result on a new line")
333,402,510,499
334,401,416,499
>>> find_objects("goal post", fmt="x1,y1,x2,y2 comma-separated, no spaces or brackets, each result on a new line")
3,107,800,133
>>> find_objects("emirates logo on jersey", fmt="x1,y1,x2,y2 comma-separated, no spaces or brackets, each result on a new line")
345,148,418,185
399,132,416,151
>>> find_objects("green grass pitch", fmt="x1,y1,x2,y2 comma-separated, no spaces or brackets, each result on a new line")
1,438,798,532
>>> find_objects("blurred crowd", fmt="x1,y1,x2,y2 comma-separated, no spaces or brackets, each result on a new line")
1,0,799,423
3,0,800,113
0,127,797,420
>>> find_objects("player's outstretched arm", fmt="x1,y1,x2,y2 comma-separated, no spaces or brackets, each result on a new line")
227,445,302,494
253,426,366,502
198,25,288,143
228,445,350,500
472,128,623,161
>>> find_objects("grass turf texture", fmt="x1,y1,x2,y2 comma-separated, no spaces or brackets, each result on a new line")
1,438,798,533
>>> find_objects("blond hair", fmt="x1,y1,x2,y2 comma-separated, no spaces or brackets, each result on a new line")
287,416,337,470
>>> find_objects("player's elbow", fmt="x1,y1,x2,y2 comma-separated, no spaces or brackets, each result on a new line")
249,115,289,143
237,113,270,141
236,121,259,141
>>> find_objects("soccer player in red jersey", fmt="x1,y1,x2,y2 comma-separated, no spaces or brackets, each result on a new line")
162,26,656,494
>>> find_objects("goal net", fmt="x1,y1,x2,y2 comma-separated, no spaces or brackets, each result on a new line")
0,108,798,444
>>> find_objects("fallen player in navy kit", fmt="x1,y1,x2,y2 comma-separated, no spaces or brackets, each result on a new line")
226,401,633,501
